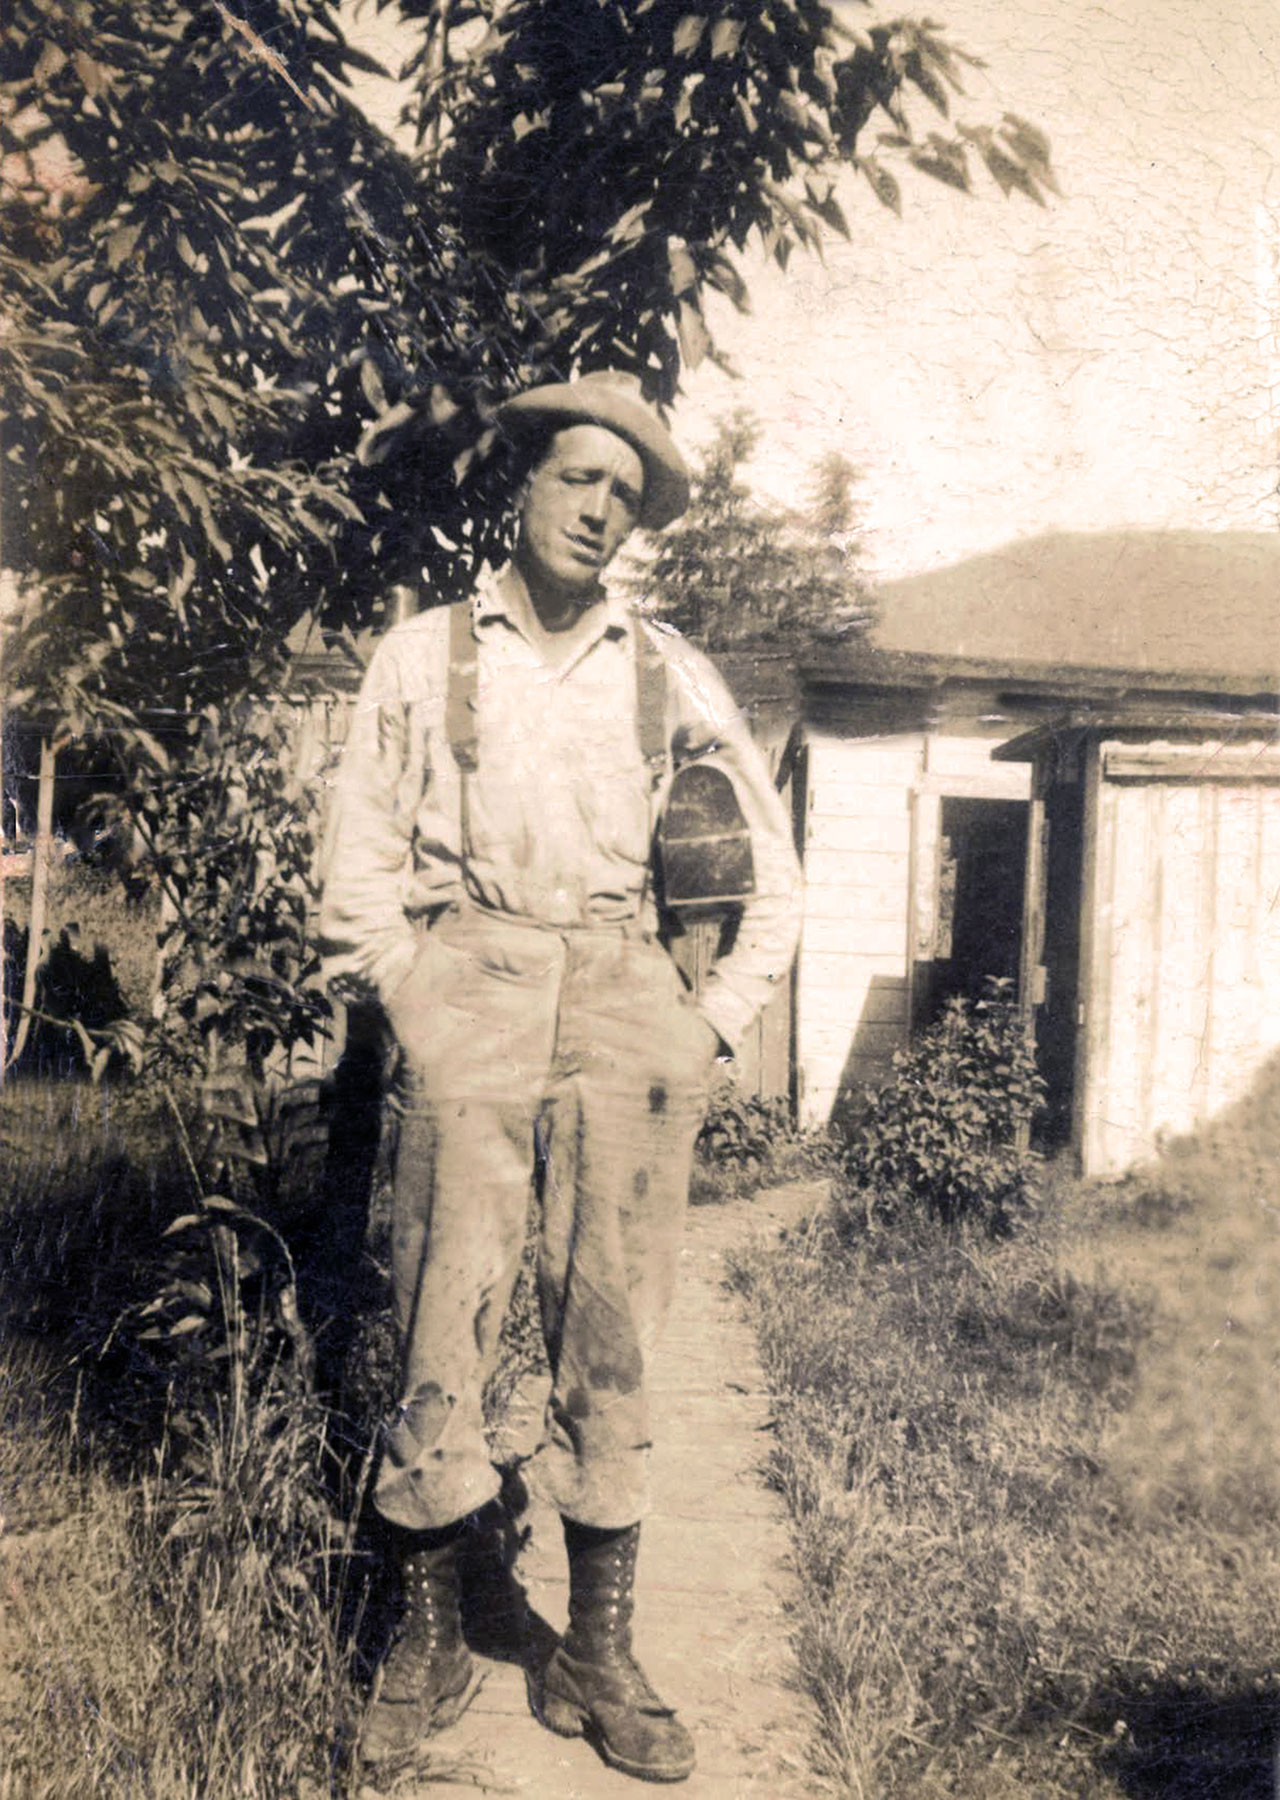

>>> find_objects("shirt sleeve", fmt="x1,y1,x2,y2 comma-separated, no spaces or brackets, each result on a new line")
656,630,804,1053
318,632,425,1003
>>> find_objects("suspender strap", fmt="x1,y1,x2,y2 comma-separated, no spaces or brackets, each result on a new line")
444,601,670,879
634,620,669,791
445,598,479,775
449,601,666,785
445,597,478,857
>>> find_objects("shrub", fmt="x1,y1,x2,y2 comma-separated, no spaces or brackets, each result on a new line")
841,979,1046,1232
693,1086,840,1203
3,864,158,1078
697,1090,797,1171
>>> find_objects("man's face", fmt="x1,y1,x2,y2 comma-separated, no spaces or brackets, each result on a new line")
515,423,645,602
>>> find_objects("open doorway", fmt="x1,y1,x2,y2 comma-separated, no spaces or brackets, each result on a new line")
915,797,1028,1028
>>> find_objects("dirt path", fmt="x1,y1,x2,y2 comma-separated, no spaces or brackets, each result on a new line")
374,1181,827,1799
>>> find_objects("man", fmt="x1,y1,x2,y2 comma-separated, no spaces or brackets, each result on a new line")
319,371,802,1782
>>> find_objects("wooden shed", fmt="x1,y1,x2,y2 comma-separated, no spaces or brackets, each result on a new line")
785,531,1280,1174
999,709,1280,1176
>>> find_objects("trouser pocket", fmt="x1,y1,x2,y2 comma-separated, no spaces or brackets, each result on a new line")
384,931,464,1050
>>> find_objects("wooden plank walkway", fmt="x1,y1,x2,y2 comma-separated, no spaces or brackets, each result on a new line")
369,1183,827,1798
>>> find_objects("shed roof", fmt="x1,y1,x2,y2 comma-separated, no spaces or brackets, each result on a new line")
994,709,1280,762
863,531,1280,685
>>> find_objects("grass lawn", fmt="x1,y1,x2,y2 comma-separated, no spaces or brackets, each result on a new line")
733,1080,1280,1798
5,1058,1278,1797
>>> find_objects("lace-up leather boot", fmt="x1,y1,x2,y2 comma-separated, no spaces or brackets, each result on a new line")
535,1519,696,1783
361,1523,478,1764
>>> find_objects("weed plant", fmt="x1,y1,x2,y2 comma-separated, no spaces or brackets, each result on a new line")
692,1083,841,1203
736,1152,1280,1798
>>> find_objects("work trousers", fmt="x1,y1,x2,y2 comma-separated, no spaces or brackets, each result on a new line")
375,904,716,1532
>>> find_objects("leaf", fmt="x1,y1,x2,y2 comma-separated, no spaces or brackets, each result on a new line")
294,507,331,541
778,90,819,137
673,15,705,56
167,1314,207,1337
805,180,850,239
710,18,742,58
428,384,459,427
72,49,108,96
34,42,68,83
982,145,1046,205
608,201,651,247
1001,111,1052,167
359,357,386,410
357,399,417,467
811,46,837,104
859,157,902,215
705,251,749,312
168,548,197,620
667,238,697,296
907,59,950,117
909,147,971,194
126,725,172,771
106,221,143,270
676,299,711,369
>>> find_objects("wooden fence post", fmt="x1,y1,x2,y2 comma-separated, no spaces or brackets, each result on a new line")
3,734,57,1077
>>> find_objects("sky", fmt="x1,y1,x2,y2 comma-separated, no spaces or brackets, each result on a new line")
345,0,1280,582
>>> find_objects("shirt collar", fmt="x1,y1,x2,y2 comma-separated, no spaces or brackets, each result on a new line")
475,562,631,647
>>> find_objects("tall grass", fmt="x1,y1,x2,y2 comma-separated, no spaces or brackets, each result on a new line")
1,1371,364,1800
0,1077,464,1798
736,1146,1280,1798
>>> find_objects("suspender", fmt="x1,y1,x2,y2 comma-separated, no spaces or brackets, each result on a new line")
634,621,669,792
443,600,669,791
438,600,753,917
444,599,479,775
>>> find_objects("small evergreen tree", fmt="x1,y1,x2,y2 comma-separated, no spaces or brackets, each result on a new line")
634,410,874,649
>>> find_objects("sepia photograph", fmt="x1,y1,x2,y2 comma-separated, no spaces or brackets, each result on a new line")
2,2,1278,1795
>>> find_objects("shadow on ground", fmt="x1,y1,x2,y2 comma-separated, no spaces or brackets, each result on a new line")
1092,1682,1278,1798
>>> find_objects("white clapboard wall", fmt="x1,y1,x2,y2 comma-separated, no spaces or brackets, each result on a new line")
796,724,1031,1127
1076,736,1280,1175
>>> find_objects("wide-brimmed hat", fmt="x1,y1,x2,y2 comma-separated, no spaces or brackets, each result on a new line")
497,370,690,529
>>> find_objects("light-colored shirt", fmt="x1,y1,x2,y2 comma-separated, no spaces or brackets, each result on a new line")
318,564,802,1051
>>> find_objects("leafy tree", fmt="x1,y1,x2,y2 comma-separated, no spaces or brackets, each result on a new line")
633,409,873,649
0,0,1055,1076
2,0,1055,725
